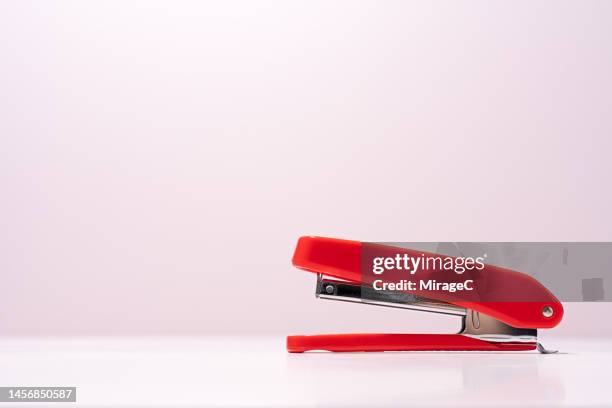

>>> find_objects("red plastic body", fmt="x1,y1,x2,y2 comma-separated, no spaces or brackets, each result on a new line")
287,334,536,353
292,236,563,329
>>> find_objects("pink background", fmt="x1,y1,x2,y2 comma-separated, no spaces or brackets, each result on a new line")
1,1,611,336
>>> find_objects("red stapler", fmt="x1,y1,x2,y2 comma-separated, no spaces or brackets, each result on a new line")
287,237,563,353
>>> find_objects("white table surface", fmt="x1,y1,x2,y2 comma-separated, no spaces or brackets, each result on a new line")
0,335,609,407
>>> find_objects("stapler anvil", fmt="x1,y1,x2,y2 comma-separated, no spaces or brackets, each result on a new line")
287,237,563,353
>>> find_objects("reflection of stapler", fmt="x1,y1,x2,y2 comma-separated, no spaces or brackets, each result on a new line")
287,237,563,353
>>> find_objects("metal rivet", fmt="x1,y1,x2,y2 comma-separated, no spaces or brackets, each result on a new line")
542,306,554,318
471,310,480,329
325,285,334,294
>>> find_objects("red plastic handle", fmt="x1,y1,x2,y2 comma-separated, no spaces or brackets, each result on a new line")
287,334,536,353
292,236,563,329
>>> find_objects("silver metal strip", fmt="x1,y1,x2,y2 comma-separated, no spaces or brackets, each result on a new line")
462,334,538,343
460,310,538,343
318,293,467,316
316,276,466,316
